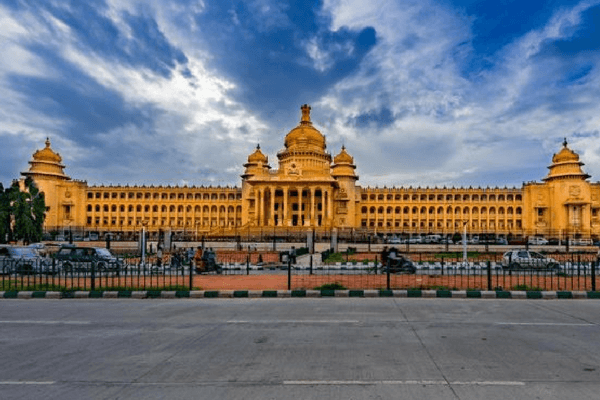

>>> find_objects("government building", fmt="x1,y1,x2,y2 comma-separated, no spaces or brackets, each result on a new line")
20,105,600,242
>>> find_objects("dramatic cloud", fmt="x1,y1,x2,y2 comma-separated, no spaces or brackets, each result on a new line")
2,0,600,190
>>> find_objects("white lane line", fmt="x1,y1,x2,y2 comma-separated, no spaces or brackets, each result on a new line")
227,320,360,324
283,380,525,386
0,320,91,325
0,381,55,385
495,322,594,326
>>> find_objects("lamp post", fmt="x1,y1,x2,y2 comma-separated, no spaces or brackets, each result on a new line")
462,221,468,266
141,220,149,267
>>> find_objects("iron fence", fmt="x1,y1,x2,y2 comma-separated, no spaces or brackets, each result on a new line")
1,250,598,292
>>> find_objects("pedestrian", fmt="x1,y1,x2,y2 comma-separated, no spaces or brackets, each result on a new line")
381,246,389,267
156,246,163,268
194,246,204,272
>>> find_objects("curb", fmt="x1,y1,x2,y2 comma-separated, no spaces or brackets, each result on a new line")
1,290,600,299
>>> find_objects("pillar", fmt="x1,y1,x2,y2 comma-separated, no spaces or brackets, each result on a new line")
283,188,289,226
254,188,260,226
270,188,276,227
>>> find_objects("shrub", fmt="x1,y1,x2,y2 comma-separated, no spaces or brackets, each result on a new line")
313,282,347,290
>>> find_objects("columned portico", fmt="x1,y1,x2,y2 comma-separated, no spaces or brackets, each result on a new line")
241,104,356,230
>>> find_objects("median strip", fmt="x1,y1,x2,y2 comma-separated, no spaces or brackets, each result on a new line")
0,290,599,299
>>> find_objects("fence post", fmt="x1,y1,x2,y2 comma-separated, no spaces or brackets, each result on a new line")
189,259,193,290
247,255,250,275
487,260,492,291
592,260,596,292
386,257,390,291
441,257,444,276
309,254,313,275
287,256,292,290
91,261,96,291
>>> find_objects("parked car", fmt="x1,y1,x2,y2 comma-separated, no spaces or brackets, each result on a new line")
496,237,508,245
501,249,559,270
408,236,423,244
527,236,549,245
0,245,53,275
387,237,402,244
571,238,593,246
55,245,121,272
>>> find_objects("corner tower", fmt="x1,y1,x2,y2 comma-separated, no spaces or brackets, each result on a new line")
21,138,87,232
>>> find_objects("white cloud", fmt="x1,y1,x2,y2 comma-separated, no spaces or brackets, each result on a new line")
316,0,600,186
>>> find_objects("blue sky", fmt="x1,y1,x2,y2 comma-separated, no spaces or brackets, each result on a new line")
2,0,600,189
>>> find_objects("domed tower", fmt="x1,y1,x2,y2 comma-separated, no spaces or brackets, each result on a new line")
277,104,332,177
332,146,358,180
21,138,87,233
524,138,593,240
331,146,359,227
543,138,591,182
22,137,70,181
242,144,270,180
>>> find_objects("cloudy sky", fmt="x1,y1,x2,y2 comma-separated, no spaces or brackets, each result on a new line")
2,0,600,189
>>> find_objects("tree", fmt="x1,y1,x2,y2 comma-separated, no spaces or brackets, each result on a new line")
3,178,46,244
0,183,11,243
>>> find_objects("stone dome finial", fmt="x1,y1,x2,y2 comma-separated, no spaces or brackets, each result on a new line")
301,104,311,124
544,140,590,182
247,145,268,164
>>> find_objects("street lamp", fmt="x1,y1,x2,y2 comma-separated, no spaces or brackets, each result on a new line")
141,220,149,267
462,221,468,266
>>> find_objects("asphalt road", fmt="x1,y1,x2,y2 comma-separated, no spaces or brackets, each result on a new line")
1,299,599,399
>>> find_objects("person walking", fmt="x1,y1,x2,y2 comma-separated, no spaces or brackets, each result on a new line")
156,246,163,268
194,246,204,272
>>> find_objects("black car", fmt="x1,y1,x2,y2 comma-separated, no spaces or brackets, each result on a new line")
55,245,121,272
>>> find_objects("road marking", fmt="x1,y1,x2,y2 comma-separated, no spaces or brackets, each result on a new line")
283,380,525,386
0,381,55,385
227,320,360,324
495,322,594,326
0,320,91,325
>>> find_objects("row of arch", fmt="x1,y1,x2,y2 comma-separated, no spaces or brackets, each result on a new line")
88,204,243,214
361,193,522,202
362,206,523,215
87,191,241,201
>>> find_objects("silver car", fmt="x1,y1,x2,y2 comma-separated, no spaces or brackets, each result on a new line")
0,246,53,275
501,249,559,270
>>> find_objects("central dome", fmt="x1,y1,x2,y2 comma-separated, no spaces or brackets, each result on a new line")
284,104,326,152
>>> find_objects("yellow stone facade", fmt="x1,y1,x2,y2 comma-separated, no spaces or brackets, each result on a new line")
20,106,600,241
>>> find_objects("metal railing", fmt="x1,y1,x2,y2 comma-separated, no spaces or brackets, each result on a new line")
1,251,598,292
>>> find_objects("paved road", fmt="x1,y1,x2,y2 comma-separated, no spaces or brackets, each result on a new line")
1,299,599,399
